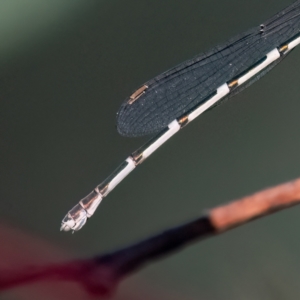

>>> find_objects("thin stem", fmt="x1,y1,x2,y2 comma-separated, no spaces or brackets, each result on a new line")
2,177,300,296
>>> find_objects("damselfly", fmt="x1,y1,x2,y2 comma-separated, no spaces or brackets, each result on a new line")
61,0,300,232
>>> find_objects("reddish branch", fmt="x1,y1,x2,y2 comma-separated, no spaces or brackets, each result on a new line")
1,178,300,296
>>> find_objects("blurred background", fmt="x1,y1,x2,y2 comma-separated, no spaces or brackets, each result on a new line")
1,0,300,299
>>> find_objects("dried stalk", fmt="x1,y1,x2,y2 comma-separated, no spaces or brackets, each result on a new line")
1,178,300,296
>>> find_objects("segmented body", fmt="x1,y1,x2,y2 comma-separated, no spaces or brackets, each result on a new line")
117,1,300,137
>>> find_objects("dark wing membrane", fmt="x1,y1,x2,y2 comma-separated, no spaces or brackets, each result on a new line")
117,1,300,137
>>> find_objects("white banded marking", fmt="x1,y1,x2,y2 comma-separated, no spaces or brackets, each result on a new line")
188,84,230,122
141,120,181,161
103,157,136,194
286,35,300,52
236,48,280,86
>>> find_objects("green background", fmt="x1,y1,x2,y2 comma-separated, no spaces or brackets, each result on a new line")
1,0,300,299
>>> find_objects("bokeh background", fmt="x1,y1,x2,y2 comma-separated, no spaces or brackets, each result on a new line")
1,0,300,299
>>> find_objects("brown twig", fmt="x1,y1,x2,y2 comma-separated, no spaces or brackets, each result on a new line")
1,178,300,296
